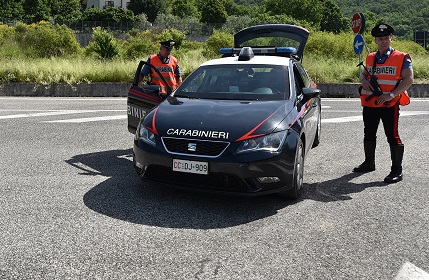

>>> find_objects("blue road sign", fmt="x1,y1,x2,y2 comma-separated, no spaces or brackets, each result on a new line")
354,34,365,55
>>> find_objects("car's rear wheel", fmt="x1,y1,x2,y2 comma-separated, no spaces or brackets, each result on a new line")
279,139,304,199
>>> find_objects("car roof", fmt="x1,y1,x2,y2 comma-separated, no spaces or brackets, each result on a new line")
200,53,292,67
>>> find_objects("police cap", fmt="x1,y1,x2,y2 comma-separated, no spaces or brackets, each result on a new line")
160,40,175,50
371,23,394,37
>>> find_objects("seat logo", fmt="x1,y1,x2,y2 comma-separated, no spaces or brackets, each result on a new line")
188,143,197,152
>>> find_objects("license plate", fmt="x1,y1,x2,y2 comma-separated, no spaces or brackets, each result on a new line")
172,159,208,175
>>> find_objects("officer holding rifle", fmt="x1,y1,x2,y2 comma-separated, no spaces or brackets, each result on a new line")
354,23,414,183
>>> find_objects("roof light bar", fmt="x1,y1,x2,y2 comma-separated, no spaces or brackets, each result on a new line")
219,48,234,54
238,47,254,61
219,47,297,57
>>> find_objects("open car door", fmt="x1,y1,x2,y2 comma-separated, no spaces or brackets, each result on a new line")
127,61,172,134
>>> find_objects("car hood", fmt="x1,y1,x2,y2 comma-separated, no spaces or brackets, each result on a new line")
143,97,296,142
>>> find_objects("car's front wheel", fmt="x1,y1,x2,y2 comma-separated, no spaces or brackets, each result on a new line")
279,139,304,199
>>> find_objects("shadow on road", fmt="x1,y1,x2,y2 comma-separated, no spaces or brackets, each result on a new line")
301,172,387,202
66,149,386,229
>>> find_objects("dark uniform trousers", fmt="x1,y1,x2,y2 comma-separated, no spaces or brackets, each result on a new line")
359,101,404,182
363,102,403,146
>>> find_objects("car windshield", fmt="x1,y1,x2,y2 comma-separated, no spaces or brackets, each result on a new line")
174,65,290,101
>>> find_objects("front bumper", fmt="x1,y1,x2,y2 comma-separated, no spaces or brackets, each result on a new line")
133,141,297,196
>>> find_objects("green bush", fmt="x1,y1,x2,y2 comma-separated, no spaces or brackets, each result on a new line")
157,28,186,49
0,23,14,41
13,21,82,58
0,24,21,58
305,31,356,60
122,30,159,60
203,30,234,58
85,27,121,59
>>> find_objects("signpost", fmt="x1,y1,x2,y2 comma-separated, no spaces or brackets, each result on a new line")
353,34,365,55
352,13,365,34
352,13,367,77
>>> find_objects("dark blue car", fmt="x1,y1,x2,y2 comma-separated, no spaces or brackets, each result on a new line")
127,24,321,198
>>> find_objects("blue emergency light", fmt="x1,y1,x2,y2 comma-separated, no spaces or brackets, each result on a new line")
219,47,297,58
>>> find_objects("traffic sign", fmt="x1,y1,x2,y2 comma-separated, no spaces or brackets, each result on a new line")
352,13,365,34
353,34,365,55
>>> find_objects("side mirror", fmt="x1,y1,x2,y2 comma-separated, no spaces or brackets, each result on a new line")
302,87,320,99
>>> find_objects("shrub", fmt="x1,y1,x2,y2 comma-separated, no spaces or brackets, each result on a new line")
157,28,186,49
13,21,81,58
85,27,121,59
305,31,356,60
0,23,14,41
203,30,234,58
122,30,159,60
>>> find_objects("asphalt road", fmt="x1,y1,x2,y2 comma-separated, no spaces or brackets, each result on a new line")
1,97,428,280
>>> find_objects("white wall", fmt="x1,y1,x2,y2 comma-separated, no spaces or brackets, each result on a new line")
86,0,128,9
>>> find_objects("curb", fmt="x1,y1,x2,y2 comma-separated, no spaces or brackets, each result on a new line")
0,82,428,98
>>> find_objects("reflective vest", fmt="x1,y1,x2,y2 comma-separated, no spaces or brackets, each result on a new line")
149,54,179,95
360,50,410,107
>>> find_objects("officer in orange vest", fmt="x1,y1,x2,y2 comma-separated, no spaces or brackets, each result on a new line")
138,40,182,96
353,23,414,183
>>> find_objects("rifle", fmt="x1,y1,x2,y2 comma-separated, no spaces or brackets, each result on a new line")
356,61,383,101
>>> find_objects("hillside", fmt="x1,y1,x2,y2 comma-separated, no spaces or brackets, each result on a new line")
332,0,429,39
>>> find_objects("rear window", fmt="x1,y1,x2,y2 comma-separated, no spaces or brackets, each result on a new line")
175,65,290,101
239,37,300,50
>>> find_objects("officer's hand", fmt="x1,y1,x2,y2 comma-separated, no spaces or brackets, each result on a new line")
376,93,393,105
361,79,372,91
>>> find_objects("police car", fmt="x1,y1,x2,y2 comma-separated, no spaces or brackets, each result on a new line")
127,24,321,198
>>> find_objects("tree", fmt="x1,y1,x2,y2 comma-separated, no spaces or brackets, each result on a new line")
200,0,228,25
50,0,82,22
23,0,51,22
319,0,348,33
222,0,241,16
127,0,168,22
264,0,323,29
82,7,136,22
0,0,25,18
172,0,199,18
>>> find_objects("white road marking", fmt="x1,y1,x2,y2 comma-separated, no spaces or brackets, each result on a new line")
322,115,362,123
322,111,429,124
45,115,126,123
0,110,125,120
394,262,429,280
0,110,93,119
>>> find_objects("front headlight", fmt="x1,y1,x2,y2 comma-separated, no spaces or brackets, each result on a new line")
136,125,156,146
236,130,287,154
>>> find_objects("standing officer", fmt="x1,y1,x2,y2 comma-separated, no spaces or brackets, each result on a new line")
138,40,182,96
353,23,413,183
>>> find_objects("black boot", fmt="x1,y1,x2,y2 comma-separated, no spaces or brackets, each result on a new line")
384,145,404,183
353,140,376,172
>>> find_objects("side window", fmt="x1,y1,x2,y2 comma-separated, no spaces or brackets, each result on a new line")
293,64,304,96
295,63,311,87
182,71,206,93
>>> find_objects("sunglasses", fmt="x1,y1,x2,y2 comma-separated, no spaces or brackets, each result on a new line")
162,45,173,51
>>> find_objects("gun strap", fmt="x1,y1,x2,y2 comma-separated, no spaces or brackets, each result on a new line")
365,94,376,101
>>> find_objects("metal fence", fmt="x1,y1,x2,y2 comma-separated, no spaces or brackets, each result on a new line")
414,31,428,49
1,18,246,36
